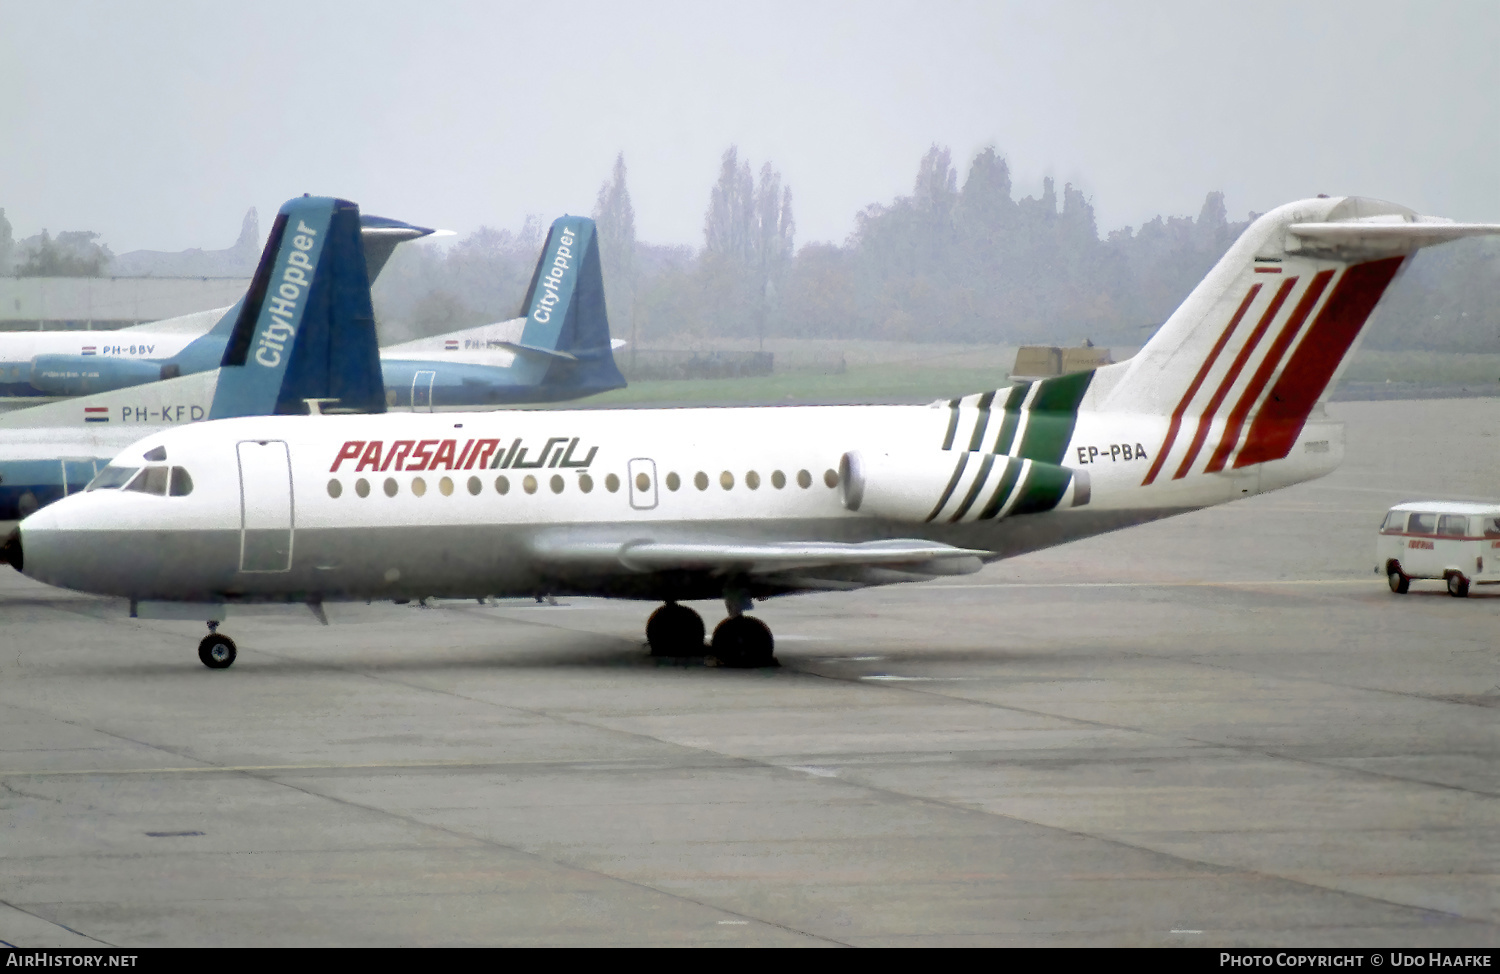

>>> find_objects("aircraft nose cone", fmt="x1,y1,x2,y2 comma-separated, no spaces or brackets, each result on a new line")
0,528,20,572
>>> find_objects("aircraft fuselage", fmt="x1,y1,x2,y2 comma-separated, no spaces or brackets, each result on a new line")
14,399,1343,605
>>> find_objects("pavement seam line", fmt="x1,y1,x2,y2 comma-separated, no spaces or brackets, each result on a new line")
0,896,116,948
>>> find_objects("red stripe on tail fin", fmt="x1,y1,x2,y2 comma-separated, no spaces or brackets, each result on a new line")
1172,278,1297,480
1234,257,1405,468
1142,285,1260,486
1203,270,1333,474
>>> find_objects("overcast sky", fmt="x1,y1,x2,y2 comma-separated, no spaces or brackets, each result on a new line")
1,1,1495,253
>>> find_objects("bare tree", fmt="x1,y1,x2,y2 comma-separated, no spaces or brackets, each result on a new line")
593,152,637,357
0,208,13,276
753,163,795,349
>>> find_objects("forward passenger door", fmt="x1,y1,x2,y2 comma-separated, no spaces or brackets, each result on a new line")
237,440,294,572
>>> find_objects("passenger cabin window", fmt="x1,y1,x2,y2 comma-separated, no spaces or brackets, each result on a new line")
1381,512,1405,532
1438,515,1468,537
1408,513,1437,535
125,466,170,496
87,465,138,491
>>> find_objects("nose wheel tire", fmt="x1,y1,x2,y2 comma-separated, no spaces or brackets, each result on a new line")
646,603,706,657
1387,567,1410,594
198,633,237,669
1446,572,1470,598
710,616,776,669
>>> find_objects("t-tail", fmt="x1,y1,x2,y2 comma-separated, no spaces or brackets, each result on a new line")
1103,196,1500,486
209,196,386,419
924,196,1500,522
379,215,626,408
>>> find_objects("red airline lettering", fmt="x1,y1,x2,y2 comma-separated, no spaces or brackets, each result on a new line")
468,439,500,470
381,440,414,472
355,441,383,472
407,439,439,471
430,439,457,470
331,440,365,472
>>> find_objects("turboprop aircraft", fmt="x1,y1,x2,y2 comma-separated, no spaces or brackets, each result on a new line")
0,214,430,400
0,218,626,409
9,196,1498,670
0,210,623,529
0,193,391,531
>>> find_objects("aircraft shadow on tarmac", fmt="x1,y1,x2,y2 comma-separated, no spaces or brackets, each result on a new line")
34,635,1103,680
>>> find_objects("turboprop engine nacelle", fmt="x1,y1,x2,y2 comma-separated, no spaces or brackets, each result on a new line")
840,449,1088,524
30,355,179,396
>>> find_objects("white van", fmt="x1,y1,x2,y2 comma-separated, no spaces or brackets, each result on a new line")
1378,501,1500,597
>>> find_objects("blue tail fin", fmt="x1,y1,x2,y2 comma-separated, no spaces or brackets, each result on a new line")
209,197,385,419
174,212,434,377
511,216,625,392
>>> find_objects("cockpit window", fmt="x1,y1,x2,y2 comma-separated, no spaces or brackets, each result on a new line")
86,465,139,491
169,467,193,497
125,466,170,496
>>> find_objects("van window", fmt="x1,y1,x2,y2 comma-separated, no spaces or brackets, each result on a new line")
1485,518,1500,539
1407,513,1437,534
1381,511,1405,532
125,466,169,496
1438,515,1468,537
87,465,138,491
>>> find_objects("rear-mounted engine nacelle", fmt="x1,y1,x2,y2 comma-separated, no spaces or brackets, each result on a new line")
840,449,1087,524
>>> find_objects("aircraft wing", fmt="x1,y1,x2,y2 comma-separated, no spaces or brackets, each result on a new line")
531,535,987,585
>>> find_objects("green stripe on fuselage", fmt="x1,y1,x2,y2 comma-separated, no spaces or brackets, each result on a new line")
990,383,1030,455
1015,370,1092,464
1009,460,1073,516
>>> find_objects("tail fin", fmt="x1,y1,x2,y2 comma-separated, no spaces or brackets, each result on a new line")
510,215,625,392
1096,197,1500,484
169,212,435,376
209,197,385,419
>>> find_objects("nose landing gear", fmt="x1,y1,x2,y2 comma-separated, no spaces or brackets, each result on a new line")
198,622,237,670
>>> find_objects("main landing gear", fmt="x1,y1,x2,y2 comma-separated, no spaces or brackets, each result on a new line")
645,596,777,669
198,622,237,670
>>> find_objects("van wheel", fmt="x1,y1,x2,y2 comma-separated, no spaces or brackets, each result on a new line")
1387,567,1410,594
1446,572,1470,598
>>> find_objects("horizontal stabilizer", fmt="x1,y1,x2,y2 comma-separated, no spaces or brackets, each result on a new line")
532,536,987,576
1287,220,1500,258
496,341,578,363
359,215,441,281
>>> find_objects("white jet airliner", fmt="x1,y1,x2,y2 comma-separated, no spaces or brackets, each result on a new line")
8,196,1498,669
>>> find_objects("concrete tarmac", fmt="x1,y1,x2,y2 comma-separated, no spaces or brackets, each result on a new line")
0,398,1495,947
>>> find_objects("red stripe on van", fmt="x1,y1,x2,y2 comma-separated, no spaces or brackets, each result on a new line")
1234,257,1406,468
1204,270,1334,474
1142,285,1260,486
1172,278,1297,480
